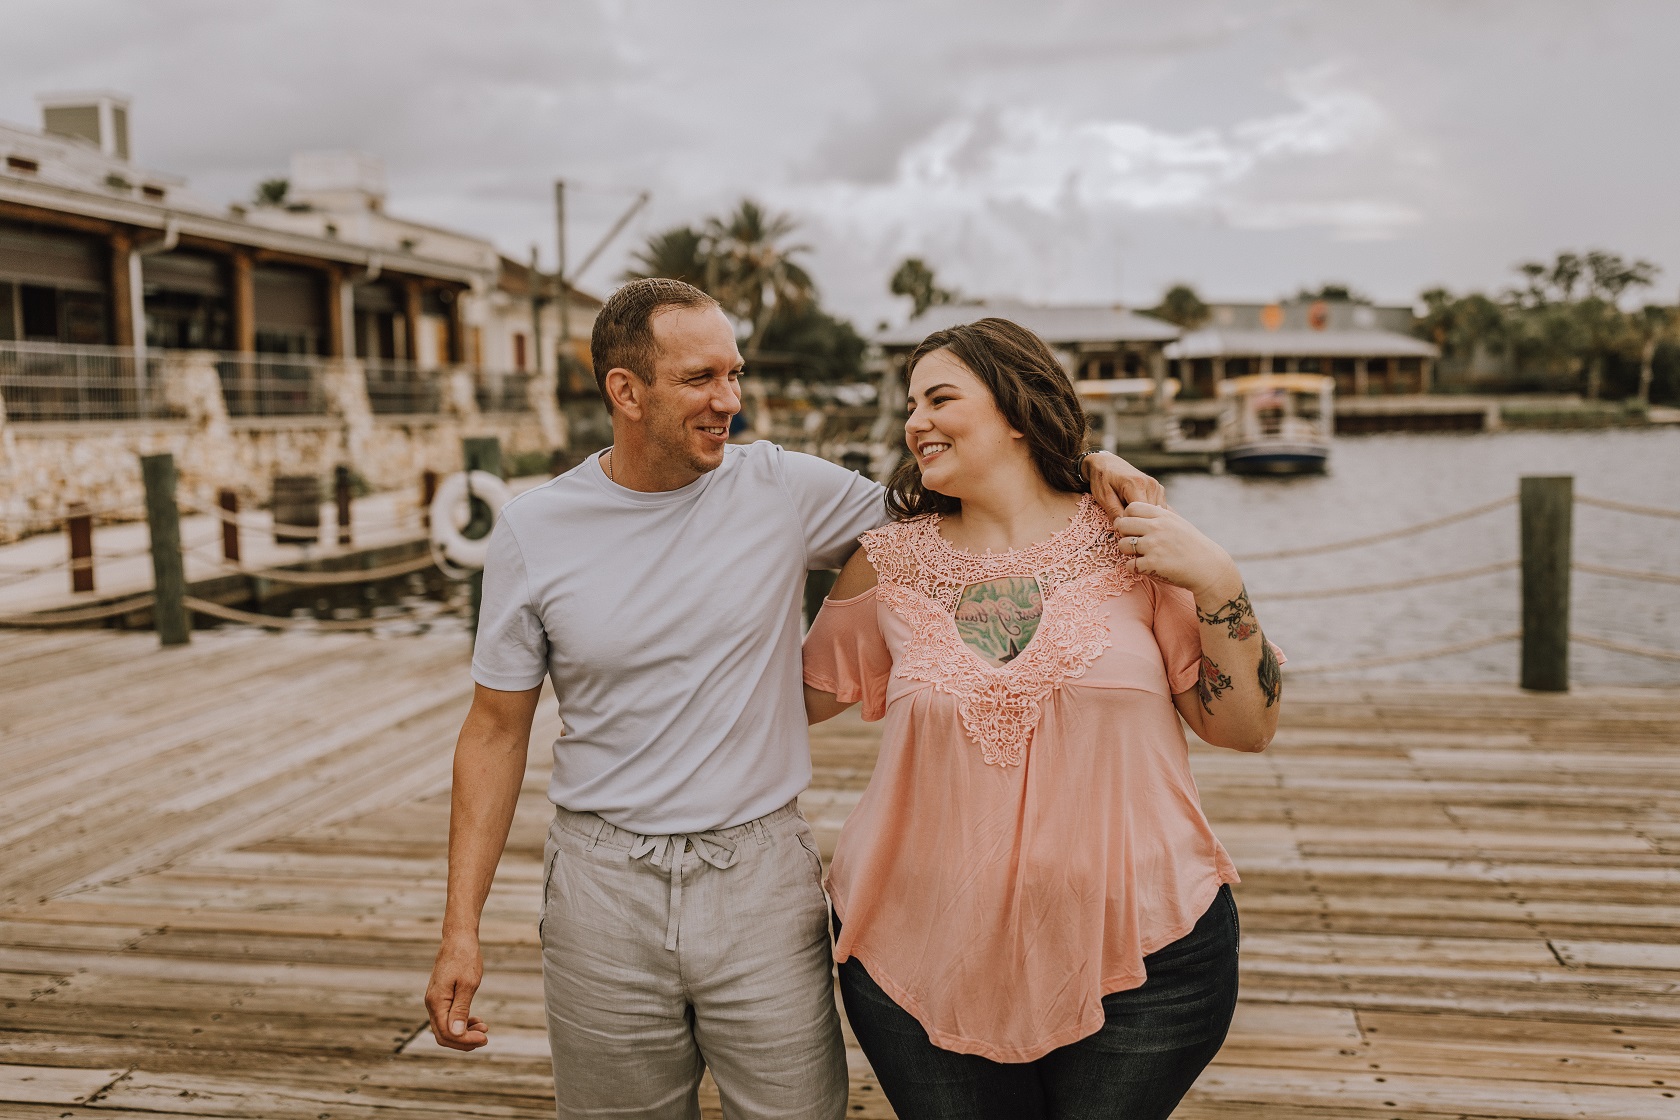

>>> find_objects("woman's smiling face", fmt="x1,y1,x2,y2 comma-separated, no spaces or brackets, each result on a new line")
905,347,1025,500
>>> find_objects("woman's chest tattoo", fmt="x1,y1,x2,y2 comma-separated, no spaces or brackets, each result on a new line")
953,576,1044,666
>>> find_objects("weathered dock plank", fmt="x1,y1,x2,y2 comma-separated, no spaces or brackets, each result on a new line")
3,629,1678,1117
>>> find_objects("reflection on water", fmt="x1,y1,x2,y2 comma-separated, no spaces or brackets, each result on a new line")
1163,429,1680,685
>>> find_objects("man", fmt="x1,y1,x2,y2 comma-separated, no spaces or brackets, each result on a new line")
424,278,1163,1119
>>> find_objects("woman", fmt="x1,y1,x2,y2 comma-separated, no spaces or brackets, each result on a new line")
802,318,1283,1120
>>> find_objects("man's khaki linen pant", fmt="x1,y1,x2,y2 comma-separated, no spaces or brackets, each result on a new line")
540,800,847,1120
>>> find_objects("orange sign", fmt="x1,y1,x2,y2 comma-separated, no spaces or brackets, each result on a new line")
1260,303,1283,331
1308,301,1329,331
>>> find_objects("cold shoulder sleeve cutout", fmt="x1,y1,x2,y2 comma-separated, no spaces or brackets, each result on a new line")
803,588,892,721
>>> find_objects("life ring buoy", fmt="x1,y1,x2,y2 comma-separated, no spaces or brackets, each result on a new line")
429,470,514,571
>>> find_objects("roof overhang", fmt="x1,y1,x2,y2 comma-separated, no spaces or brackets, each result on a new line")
0,176,487,286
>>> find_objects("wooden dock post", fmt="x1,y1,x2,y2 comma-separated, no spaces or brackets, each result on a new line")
219,488,240,563
1520,475,1572,692
335,465,353,546
461,437,502,643
421,469,438,529
66,503,94,593
141,453,191,647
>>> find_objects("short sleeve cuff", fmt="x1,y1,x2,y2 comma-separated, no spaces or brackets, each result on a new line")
471,666,547,692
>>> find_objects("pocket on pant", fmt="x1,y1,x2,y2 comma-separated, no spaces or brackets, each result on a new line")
538,840,560,944
1222,884,1240,953
794,829,825,882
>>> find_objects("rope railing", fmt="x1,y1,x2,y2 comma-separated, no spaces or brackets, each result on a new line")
1574,562,1680,587
1251,560,1517,602
182,597,447,632
0,593,157,628
1282,631,1522,675
1576,495,1680,521
1229,495,1517,562
1570,633,1680,663
202,551,437,586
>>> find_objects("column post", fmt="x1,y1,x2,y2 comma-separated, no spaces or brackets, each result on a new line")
141,453,191,647
1354,357,1369,397
1519,475,1572,692
325,265,349,358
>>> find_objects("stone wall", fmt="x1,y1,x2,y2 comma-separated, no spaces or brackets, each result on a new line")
0,351,560,540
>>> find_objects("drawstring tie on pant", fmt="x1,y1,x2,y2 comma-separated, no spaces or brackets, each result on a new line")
628,832,739,950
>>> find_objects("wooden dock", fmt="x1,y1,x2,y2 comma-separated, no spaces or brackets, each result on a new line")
2,627,1677,1118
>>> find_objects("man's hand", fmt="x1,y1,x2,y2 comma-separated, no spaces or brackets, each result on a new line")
425,934,490,1051
1081,450,1166,519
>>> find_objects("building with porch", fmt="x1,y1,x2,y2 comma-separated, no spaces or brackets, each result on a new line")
876,299,1181,383
1165,300,1440,400
0,91,600,531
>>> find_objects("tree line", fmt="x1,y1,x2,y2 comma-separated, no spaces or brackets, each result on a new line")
1146,253,1677,405
623,200,865,381
626,210,1679,406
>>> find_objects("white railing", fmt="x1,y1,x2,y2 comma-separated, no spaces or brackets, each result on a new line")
0,341,178,422
216,353,330,418
362,359,444,416
0,343,541,422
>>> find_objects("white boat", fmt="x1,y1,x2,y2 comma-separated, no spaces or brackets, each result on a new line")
1217,373,1334,475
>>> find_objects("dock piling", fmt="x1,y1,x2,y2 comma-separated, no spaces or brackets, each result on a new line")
1520,475,1572,691
66,503,94,593
141,452,191,647
219,488,240,563
462,437,502,644
421,469,438,530
335,465,353,546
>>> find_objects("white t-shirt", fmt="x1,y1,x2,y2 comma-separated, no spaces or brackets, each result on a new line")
471,440,888,834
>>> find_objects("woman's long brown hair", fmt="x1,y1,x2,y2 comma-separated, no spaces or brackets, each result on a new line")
885,317,1088,520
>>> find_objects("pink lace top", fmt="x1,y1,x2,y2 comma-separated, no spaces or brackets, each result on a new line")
803,495,1242,1061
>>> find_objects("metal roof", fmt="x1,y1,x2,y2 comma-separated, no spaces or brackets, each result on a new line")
1165,329,1439,360
876,300,1181,347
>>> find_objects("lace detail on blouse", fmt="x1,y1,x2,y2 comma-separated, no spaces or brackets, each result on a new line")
860,495,1136,766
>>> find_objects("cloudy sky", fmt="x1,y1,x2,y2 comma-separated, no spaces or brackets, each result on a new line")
4,0,1676,327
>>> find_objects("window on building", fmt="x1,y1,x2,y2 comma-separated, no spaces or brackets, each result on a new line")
0,282,15,340
141,185,166,201
20,285,59,341
5,155,39,174
513,332,527,371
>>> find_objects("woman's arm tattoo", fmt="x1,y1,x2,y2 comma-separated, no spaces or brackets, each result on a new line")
1196,654,1232,714
1197,587,1259,641
1257,638,1282,708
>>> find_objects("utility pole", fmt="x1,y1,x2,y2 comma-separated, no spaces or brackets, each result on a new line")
528,243,545,379
555,180,570,353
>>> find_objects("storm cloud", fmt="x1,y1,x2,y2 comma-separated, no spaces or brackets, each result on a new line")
4,0,1675,326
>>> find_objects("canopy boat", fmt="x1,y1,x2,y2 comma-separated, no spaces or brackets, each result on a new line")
1217,373,1334,475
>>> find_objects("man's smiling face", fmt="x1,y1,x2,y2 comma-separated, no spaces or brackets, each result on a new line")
641,304,743,477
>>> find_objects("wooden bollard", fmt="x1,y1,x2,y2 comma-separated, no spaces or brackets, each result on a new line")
1520,475,1572,692
335,465,353,546
219,488,241,564
421,469,439,529
141,453,191,647
461,437,502,646
66,503,94,593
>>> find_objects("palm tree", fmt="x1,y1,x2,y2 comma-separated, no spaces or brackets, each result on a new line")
704,200,814,356
890,258,958,318
1631,304,1678,407
623,226,710,288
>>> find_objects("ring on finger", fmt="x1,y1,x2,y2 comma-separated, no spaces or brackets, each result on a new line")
1126,535,1141,555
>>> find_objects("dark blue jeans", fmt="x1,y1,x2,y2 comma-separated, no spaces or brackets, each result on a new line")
835,885,1240,1120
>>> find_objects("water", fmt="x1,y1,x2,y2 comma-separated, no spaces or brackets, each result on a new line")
1161,428,1680,686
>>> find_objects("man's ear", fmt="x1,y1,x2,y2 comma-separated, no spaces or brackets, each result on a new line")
604,368,646,420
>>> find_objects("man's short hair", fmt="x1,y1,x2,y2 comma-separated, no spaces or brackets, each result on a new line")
590,278,721,409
